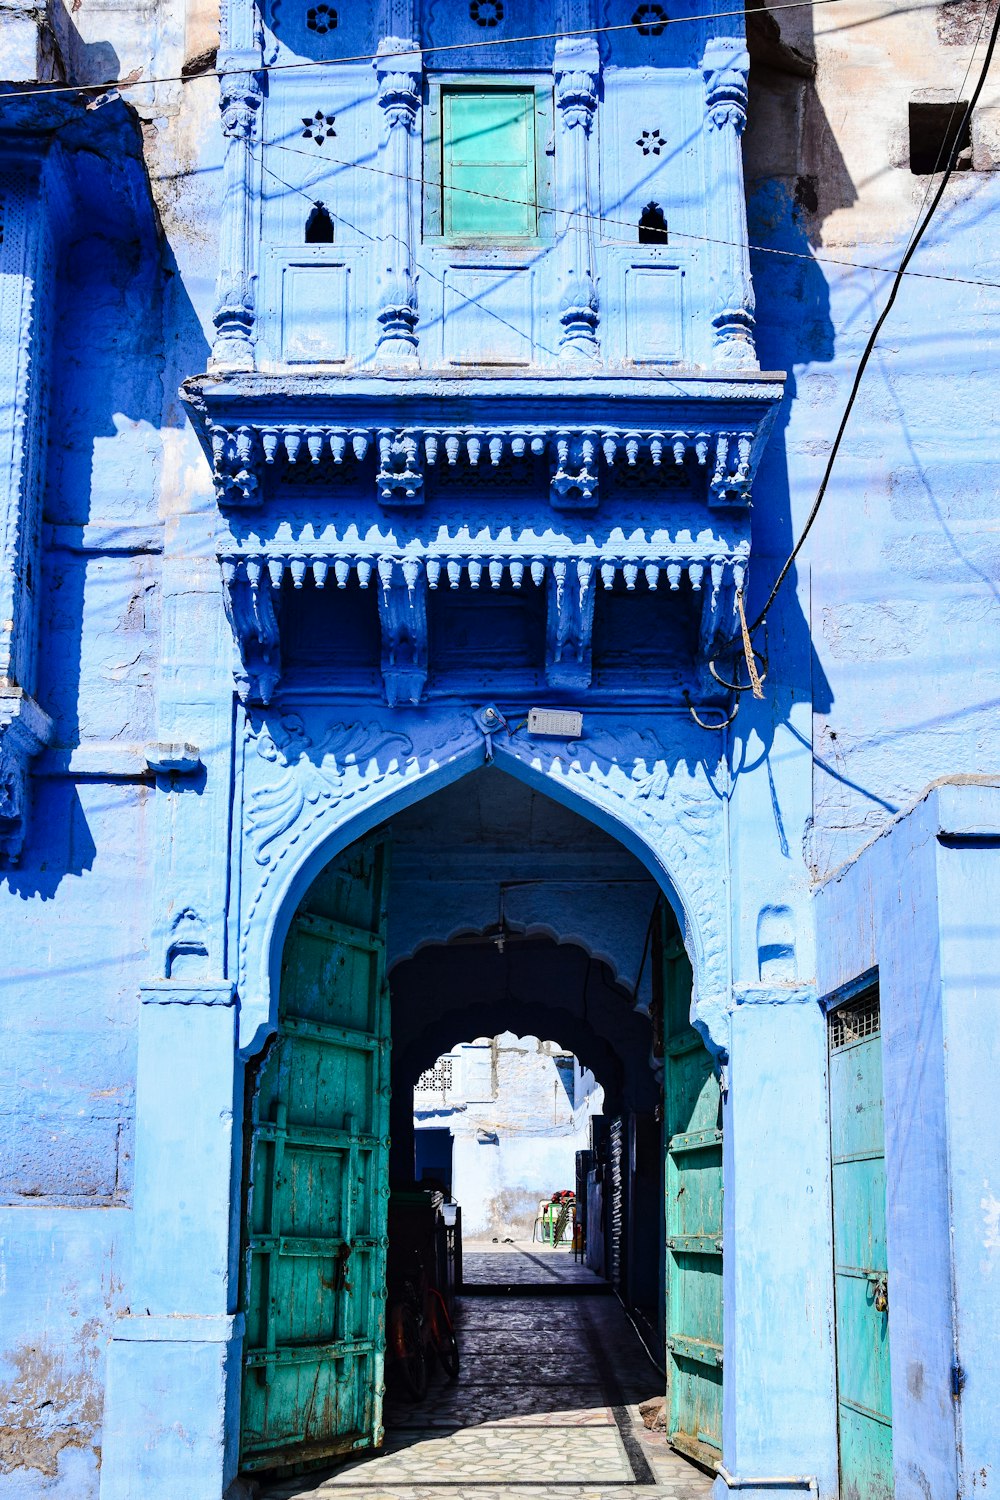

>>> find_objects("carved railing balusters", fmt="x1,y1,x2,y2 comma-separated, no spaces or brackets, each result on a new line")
374,41,422,364
197,419,770,510
703,40,757,369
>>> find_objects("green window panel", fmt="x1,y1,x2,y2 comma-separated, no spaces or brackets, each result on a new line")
424,81,553,243
443,88,535,238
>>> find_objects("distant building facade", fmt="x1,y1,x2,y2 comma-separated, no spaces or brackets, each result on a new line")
413,1032,604,1238
0,0,998,1497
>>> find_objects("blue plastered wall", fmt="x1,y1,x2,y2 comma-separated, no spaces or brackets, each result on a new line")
0,0,997,1495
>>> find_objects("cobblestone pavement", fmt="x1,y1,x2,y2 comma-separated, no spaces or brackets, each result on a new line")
261,1249,712,1500
462,1242,607,1289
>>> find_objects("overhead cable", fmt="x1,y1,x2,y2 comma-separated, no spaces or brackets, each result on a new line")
746,0,1000,638
263,136,1000,292
0,0,949,106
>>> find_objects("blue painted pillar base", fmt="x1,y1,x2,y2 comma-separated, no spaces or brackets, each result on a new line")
99,981,242,1498
717,986,839,1500
713,1468,817,1500
99,1315,243,1500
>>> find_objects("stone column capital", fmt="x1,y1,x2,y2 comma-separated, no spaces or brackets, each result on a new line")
703,40,749,132
375,40,423,129
554,36,600,132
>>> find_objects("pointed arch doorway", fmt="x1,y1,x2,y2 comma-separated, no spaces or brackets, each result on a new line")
236,765,722,1482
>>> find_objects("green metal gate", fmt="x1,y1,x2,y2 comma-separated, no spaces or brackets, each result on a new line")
660,911,723,1468
829,987,893,1500
240,837,391,1473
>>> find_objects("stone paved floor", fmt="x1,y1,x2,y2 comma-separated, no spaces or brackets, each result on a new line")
260,1248,712,1500
462,1241,608,1288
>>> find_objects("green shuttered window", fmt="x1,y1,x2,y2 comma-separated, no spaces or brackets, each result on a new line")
424,82,552,243
443,88,535,238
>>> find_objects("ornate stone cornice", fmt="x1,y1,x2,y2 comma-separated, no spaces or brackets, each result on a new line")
197,417,770,509
218,525,750,706
0,688,53,865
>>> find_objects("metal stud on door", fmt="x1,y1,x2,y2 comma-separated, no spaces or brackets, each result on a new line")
239,837,391,1474
829,987,893,1500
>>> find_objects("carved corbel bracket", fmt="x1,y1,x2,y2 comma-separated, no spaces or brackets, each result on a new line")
546,560,597,690
0,688,53,865
377,563,428,706
550,428,599,509
376,428,424,505
211,424,262,507
220,556,282,705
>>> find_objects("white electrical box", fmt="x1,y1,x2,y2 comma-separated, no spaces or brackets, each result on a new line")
527,708,583,739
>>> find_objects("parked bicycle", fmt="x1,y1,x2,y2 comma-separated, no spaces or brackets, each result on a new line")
386,1253,460,1401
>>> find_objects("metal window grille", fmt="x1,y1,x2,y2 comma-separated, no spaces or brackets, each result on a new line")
416,1059,453,1092
829,990,880,1049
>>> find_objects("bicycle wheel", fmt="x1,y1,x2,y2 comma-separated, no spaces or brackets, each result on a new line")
426,1288,460,1382
389,1303,428,1401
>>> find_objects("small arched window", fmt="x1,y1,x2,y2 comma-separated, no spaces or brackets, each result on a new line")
638,202,668,245
305,203,334,243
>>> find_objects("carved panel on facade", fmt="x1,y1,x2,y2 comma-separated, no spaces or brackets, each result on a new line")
235,706,730,1049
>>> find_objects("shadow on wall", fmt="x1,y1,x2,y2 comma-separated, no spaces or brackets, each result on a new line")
739,3,850,728
2,77,211,898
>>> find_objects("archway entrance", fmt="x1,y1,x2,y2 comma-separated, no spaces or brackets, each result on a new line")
236,767,721,1487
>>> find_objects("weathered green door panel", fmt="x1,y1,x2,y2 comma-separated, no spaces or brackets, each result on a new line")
830,989,893,1500
240,838,391,1475
832,1157,888,1274
661,912,723,1468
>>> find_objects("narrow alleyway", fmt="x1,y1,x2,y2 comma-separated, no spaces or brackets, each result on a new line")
260,1251,712,1500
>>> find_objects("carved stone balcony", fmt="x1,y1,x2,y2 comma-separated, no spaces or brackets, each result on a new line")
184,375,781,514
183,373,783,708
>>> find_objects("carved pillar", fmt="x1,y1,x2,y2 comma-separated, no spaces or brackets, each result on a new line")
0,162,53,864
374,41,422,365
212,53,262,372
703,41,758,370
554,36,601,361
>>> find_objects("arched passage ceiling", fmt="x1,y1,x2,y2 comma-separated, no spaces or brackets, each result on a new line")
390,936,659,1117
383,765,661,1005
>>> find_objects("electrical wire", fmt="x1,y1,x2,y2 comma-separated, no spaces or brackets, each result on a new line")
746,0,1000,636
0,0,958,106
264,135,1000,292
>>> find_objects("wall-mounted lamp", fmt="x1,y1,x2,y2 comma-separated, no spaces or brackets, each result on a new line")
528,708,583,738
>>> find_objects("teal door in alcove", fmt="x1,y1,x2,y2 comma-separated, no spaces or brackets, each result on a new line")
830,988,894,1499
240,838,391,1474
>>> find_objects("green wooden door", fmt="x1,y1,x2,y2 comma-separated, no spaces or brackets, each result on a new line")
661,914,723,1468
830,988,893,1500
240,837,391,1474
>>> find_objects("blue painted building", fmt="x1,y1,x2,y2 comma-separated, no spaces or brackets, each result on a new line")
0,0,997,1495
